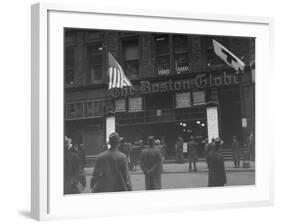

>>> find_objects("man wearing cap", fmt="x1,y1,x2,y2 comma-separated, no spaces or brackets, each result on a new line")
90,132,132,193
140,136,162,190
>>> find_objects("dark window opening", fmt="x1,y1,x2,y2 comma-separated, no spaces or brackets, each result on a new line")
87,44,103,84
64,47,75,86
145,93,173,110
173,35,189,74
122,38,139,80
155,35,170,75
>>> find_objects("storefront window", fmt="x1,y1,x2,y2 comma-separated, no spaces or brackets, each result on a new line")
115,99,127,112
193,91,206,105
122,38,139,80
173,35,189,74
155,35,170,75
176,92,191,108
87,44,103,84
128,97,143,112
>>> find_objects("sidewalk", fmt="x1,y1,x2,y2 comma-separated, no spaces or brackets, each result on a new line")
84,160,255,176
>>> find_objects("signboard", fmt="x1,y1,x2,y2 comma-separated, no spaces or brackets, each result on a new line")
110,72,239,98
115,99,126,112
156,109,162,116
176,92,191,108
128,97,142,112
193,91,206,105
242,118,247,128
106,116,115,143
207,107,219,142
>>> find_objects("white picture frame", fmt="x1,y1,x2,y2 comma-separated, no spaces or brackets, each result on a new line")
31,2,274,221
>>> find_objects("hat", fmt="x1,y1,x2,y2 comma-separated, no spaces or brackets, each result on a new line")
109,132,123,145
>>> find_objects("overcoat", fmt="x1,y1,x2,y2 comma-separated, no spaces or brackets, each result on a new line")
140,146,162,190
207,150,227,187
91,149,132,193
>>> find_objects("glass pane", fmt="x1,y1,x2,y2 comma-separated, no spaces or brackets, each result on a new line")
87,44,103,56
175,53,189,74
128,97,143,112
85,102,92,114
65,47,75,85
93,101,103,115
176,92,191,108
68,104,75,114
123,39,139,60
124,60,138,79
193,91,206,105
89,55,103,66
173,35,188,53
155,35,169,55
90,66,103,83
115,99,126,112
157,56,170,75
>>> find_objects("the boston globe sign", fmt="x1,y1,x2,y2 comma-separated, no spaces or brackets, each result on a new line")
110,72,240,98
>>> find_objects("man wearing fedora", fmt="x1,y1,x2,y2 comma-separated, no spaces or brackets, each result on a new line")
140,136,162,190
90,132,132,193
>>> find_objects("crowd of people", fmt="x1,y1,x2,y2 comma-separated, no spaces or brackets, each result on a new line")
64,132,254,194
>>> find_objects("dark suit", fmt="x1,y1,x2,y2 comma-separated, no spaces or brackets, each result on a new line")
232,139,240,167
64,148,84,194
91,149,132,193
187,140,198,171
140,146,162,190
207,150,227,187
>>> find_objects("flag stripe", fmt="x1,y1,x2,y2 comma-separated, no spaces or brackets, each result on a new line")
107,52,133,89
108,67,113,89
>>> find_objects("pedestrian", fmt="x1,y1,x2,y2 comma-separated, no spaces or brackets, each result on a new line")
140,136,162,190
187,136,198,172
206,142,227,187
90,132,132,193
64,137,86,194
175,136,184,163
160,137,167,161
203,138,209,158
232,136,240,168
130,144,141,172
247,132,255,161
78,144,86,170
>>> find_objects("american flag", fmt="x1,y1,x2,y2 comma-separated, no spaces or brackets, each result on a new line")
108,52,133,89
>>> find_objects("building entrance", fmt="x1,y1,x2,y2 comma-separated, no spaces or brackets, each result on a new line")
218,86,242,146
117,118,207,157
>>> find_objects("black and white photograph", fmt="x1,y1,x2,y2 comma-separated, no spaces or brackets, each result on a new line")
63,28,255,194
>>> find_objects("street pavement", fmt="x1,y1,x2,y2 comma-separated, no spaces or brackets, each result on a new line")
82,161,255,193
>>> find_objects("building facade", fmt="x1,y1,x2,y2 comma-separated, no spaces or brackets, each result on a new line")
64,29,255,158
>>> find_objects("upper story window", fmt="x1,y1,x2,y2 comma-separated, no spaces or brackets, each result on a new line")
64,47,75,87
87,43,103,84
173,35,189,74
155,35,170,76
206,37,228,68
122,38,139,80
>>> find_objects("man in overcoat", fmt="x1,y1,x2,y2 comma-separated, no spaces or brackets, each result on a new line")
90,132,132,193
64,137,85,194
140,136,162,190
206,143,227,187
187,136,198,172
175,136,184,163
231,136,240,168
